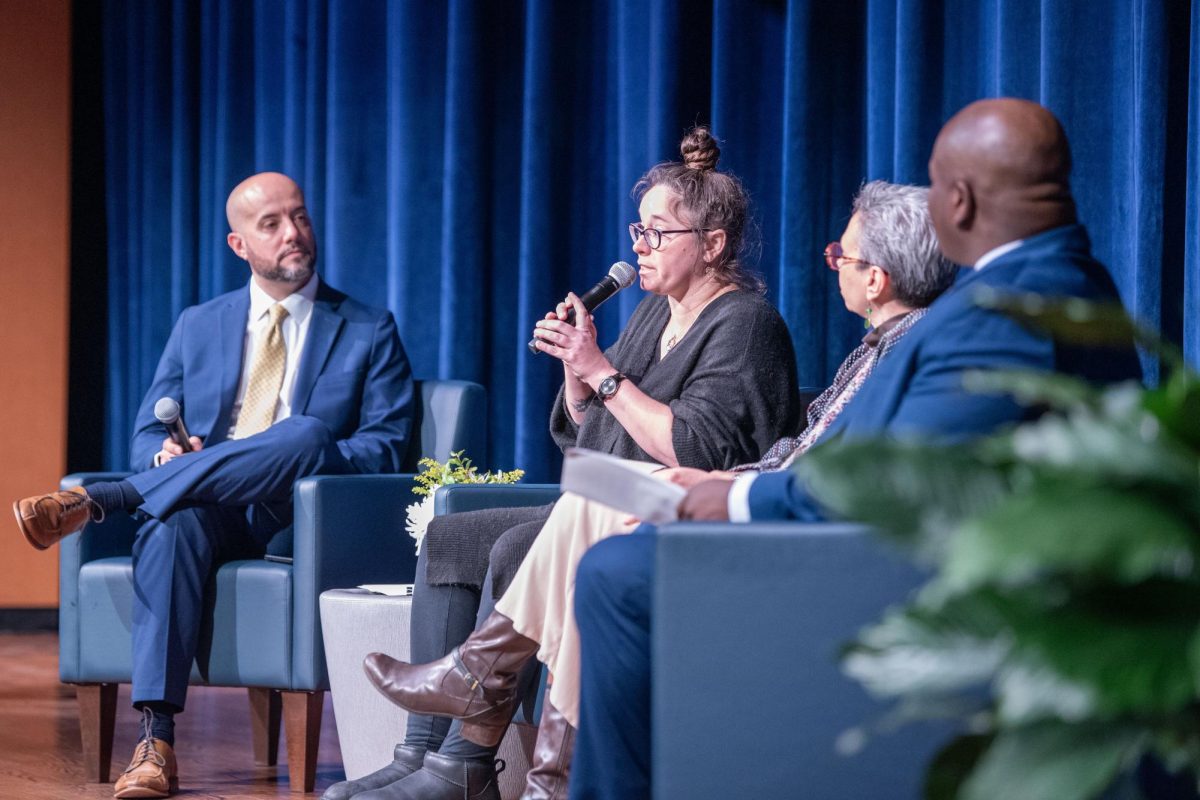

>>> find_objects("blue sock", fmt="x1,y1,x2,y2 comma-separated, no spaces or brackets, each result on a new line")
86,480,144,514
135,703,177,747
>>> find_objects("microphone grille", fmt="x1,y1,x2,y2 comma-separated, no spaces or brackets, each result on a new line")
154,397,181,425
608,261,637,289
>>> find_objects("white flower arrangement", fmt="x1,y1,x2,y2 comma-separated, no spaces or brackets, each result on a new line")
405,451,524,554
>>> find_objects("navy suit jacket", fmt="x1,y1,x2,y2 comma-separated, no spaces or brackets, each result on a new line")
749,224,1143,520
129,280,414,475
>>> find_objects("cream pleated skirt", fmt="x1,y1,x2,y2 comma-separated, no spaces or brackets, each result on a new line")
494,458,664,728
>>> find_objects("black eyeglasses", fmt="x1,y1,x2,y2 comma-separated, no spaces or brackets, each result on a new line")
629,222,711,251
824,241,884,272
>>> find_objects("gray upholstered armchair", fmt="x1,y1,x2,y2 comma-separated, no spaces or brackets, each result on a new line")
57,379,486,793
651,522,956,798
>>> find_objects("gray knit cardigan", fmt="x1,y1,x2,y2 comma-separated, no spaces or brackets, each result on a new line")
425,289,801,593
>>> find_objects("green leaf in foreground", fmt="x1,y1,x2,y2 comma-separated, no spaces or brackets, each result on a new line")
844,596,1009,698
991,590,1200,719
960,722,1146,800
962,368,1101,412
970,288,1180,369
799,439,1012,557
942,484,1198,592
1142,368,1200,453
925,734,994,800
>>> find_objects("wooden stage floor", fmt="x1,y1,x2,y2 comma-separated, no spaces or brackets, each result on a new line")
0,632,347,798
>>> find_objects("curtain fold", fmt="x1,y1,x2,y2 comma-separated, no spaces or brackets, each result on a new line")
99,0,1196,479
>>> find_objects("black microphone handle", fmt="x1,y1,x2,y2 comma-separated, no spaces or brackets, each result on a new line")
166,418,194,452
527,276,621,354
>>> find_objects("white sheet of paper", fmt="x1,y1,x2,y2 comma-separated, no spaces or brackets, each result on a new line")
559,448,685,524
357,584,415,597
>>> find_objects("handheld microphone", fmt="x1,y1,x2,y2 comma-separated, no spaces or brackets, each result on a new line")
528,261,637,354
154,397,194,453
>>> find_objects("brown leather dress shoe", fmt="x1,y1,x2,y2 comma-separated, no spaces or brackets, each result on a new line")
113,737,178,798
12,486,103,550
363,610,539,747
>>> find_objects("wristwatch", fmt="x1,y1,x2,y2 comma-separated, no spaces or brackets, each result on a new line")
596,372,627,402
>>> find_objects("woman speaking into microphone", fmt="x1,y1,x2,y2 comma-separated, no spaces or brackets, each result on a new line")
325,127,800,800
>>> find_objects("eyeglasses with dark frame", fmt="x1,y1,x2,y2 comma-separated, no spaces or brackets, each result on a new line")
629,222,711,251
824,241,885,272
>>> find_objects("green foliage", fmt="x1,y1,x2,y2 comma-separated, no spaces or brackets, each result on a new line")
959,722,1146,800
807,296,1200,798
411,450,524,498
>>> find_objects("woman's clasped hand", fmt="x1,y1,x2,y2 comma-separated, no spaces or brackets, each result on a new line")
531,292,611,385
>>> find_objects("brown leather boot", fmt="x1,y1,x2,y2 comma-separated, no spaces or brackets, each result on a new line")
521,696,575,800
12,486,103,550
363,610,539,747
113,737,178,798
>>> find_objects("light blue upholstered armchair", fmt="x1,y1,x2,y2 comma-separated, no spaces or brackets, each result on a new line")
651,522,957,799
58,379,486,793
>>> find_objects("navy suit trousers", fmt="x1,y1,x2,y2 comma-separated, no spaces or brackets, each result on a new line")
124,415,351,709
570,527,656,800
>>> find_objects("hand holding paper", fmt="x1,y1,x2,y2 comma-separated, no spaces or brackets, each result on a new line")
559,448,684,524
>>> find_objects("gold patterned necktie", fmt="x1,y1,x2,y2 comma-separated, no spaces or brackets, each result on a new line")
233,303,289,439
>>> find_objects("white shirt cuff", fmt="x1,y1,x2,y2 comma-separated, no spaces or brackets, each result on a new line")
727,471,759,522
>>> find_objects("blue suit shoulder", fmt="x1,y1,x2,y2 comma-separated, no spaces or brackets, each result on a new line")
312,282,395,323
748,224,1141,522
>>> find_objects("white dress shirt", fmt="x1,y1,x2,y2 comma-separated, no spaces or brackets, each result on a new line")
226,274,320,438
727,471,758,522
974,239,1024,270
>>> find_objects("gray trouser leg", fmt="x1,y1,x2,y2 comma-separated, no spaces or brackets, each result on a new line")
402,548,482,751
437,568,541,761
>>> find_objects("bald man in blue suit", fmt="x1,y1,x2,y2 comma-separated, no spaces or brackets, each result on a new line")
15,172,414,798
568,99,1143,799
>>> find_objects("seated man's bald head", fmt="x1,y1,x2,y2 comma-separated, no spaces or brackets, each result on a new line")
224,172,317,300
225,172,304,230
928,98,1077,265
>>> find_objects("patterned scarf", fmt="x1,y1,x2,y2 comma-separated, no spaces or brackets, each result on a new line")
733,307,928,473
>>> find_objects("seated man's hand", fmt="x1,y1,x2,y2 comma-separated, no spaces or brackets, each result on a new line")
156,435,203,466
677,478,734,521
656,466,736,490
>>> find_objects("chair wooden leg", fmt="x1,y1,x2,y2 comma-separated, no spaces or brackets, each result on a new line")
248,687,282,766
282,690,323,793
76,683,118,783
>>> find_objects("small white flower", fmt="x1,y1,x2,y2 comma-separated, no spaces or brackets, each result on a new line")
405,495,436,554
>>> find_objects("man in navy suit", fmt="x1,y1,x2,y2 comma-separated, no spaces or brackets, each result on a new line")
14,172,414,798
567,99,1143,799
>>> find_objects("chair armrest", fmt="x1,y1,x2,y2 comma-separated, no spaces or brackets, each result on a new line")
58,471,138,683
291,473,423,688
651,522,951,799
433,483,561,516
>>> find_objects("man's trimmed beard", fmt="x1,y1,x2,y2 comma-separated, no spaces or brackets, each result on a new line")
248,249,316,285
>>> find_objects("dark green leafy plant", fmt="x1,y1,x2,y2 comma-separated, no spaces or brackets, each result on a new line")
798,293,1200,800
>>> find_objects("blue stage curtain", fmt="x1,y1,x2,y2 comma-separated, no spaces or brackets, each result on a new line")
99,0,1198,479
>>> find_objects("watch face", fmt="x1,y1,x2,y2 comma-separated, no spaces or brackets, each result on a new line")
598,377,617,397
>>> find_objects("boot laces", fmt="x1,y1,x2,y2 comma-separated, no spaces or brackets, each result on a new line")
125,708,167,774
46,489,105,524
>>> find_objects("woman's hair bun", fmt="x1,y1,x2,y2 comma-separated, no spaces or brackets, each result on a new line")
680,126,720,171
